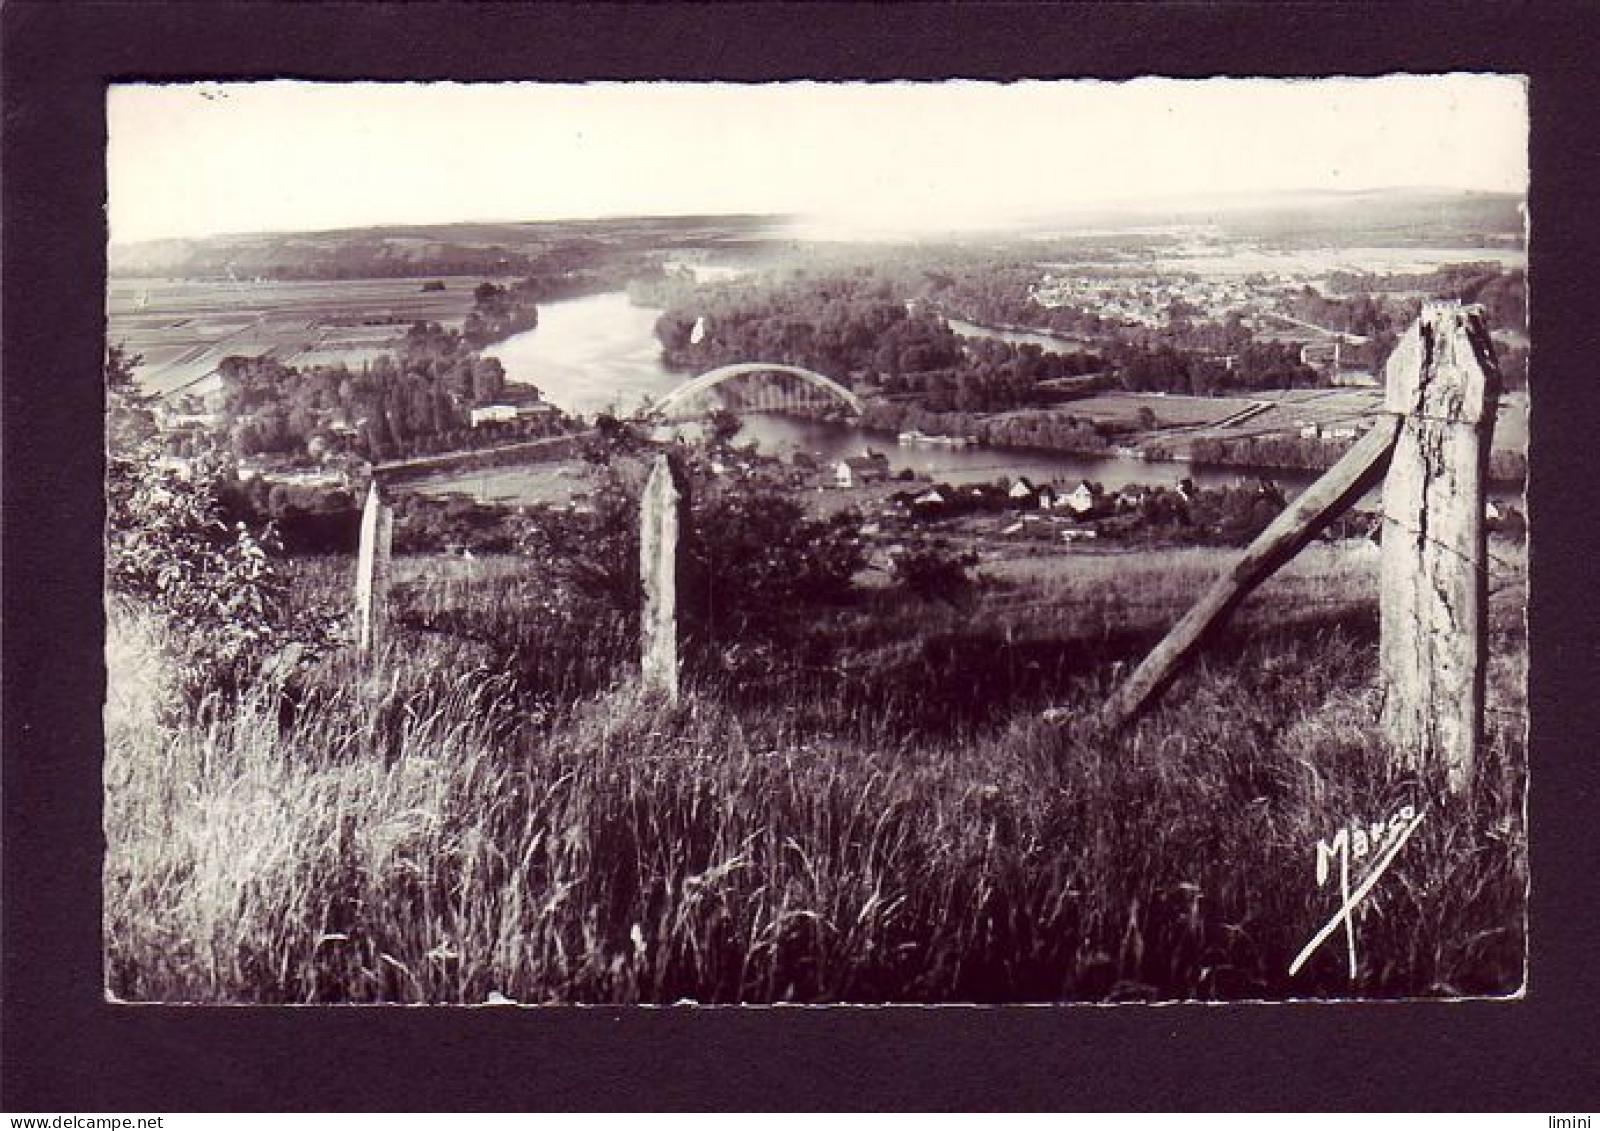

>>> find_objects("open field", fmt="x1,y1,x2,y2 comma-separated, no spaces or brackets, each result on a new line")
1025,391,1264,430
1202,386,1384,442
106,276,486,396
1018,383,1524,463
405,458,594,508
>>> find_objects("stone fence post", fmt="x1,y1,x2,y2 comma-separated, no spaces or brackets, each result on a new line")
1379,301,1500,793
639,452,691,702
354,479,394,662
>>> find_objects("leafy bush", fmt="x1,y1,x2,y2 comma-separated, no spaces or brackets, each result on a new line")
685,488,863,643
107,441,302,701
107,345,330,703
892,538,976,603
510,457,864,687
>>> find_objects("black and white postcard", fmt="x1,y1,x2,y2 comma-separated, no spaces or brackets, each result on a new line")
101,75,1530,1006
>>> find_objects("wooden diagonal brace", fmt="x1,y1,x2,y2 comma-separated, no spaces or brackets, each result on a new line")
1098,413,1403,729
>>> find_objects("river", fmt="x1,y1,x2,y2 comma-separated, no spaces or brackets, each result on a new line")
944,315,1095,355
484,291,1528,503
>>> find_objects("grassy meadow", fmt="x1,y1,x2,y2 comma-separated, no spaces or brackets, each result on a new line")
103,537,1527,1004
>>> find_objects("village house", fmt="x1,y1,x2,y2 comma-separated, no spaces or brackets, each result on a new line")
1063,480,1099,516
470,402,557,428
834,451,891,488
1008,477,1037,505
258,467,348,491
912,486,949,512
471,404,520,427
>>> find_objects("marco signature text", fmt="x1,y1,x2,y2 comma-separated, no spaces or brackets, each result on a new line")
1289,804,1427,979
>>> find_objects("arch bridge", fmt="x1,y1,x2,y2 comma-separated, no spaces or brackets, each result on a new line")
650,362,864,422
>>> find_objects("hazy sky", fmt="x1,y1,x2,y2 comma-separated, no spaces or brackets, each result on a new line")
107,76,1527,245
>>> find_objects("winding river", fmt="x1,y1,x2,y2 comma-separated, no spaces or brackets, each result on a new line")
486,291,1505,501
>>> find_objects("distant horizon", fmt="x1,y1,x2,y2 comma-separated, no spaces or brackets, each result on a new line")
107,183,1528,250
108,78,1527,246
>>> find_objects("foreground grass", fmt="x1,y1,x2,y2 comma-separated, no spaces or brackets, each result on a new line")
104,544,1526,1003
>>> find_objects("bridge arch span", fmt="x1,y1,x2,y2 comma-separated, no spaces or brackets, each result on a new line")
652,362,864,419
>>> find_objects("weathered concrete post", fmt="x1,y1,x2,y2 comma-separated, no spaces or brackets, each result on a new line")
639,452,691,702
1379,301,1500,794
354,478,394,661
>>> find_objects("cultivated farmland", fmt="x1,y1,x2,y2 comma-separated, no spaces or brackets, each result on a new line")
106,276,486,396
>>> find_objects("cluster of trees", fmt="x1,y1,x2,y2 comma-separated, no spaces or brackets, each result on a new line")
513,453,864,671
462,281,539,348
655,271,950,378
1297,264,1528,387
894,254,1116,339
219,475,360,555
1325,262,1526,329
1190,433,1367,473
1112,338,1319,394
1121,480,1288,547
878,337,1101,412
1285,285,1402,339
1472,270,1527,334
217,316,564,463
654,269,1106,415
106,347,332,703
860,401,1118,456
391,493,526,555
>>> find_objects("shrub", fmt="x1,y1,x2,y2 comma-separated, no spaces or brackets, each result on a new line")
685,488,863,643
892,538,976,603
105,354,338,711
108,440,299,698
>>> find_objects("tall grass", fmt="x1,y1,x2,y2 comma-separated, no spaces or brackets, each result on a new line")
104,541,1526,1003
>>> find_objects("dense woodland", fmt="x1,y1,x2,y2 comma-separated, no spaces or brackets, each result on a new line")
652,251,1530,403
653,269,1104,416
1320,262,1529,389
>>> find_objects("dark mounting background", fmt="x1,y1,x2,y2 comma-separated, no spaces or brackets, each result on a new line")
3,0,1597,1113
